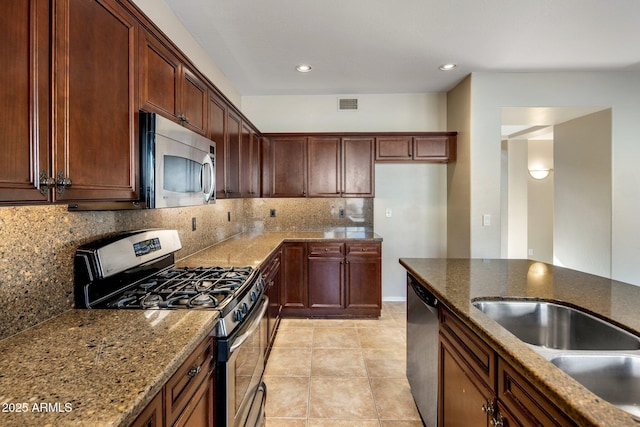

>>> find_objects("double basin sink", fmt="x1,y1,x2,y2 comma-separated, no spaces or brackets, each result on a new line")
472,298,640,417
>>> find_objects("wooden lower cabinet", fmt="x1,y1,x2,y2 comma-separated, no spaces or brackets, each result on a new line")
132,336,215,427
281,241,381,317
439,307,576,427
263,249,282,357
439,333,493,426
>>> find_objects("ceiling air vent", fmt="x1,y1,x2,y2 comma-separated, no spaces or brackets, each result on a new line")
338,97,359,111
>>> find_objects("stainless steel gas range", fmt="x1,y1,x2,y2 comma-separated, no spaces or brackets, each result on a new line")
74,229,267,427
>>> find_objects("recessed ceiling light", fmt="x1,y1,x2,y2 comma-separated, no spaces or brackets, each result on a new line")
439,63,457,71
296,64,312,73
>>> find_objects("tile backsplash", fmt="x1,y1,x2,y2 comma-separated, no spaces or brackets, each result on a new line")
0,197,372,340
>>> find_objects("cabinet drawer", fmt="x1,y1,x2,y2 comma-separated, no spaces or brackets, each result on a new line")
439,307,495,389
308,242,344,257
262,250,281,278
345,242,381,257
498,359,576,426
165,337,214,425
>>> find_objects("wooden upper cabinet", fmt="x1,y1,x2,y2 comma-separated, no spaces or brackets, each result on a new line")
225,111,242,197
250,132,261,197
414,136,454,161
342,137,374,197
139,29,180,119
239,122,252,197
375,136,412,161
270,137,307,197
208,92,227,200
308,137,341,197
180,67,208,135
375,134,456,163
0,0,50,204
139,29,207,135
52,0,139,202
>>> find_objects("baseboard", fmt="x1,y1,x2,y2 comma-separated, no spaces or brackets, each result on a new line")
382,297,407,302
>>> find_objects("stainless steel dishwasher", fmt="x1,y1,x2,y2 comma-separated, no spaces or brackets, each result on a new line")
407,273,439,426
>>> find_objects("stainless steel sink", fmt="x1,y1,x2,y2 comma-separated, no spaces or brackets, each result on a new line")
472,299,640,350
550,354,640,417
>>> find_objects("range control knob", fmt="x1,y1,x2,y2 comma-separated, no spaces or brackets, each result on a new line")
250,291,258,302
240,302,249,315
234,310,244,323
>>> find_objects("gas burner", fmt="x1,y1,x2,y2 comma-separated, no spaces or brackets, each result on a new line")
196,280,215,292
141,293,162,308
190,293,218,307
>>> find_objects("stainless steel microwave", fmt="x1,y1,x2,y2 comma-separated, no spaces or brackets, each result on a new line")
140,112,216,208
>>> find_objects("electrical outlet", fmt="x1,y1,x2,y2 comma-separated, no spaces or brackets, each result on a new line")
191,217,197,231
339,208,345,218
270,208,276,218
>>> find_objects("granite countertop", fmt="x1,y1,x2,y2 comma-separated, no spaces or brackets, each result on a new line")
400,258,640,427
0,309,218,427
177,229,383,268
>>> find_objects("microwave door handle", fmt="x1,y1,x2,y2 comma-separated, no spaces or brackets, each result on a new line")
201,154,215,202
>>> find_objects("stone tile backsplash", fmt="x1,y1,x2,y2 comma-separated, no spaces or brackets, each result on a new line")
0,197,372,340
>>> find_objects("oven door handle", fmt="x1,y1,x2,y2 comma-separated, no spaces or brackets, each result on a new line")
230,296,268,354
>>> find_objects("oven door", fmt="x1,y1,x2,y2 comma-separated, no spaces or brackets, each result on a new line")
219,295,268,427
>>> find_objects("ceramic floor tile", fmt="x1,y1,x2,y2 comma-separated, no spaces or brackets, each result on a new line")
273,326,314,348
265,347,312,376
266,418,308,427
311,348,367,377
370,377,422,421
264,375,310,418
358,327,405,348
309,377,378,419
380,421,425,427
363,347,407,378
312,318,356,328
308,420,380,427
313,327,361,348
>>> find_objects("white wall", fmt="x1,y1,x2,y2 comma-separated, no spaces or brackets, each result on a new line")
507,139,528,258
241,93,446,132
131,0,241,106
374,164,448,300
554,111,611,276
527,140,554,264
454,71,640,284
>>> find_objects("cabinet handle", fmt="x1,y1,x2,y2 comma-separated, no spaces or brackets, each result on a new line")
490,412,504,427
55,172,72,195
177,113,189,124
481,400,494,415
39,170,55,196
187,365,202,378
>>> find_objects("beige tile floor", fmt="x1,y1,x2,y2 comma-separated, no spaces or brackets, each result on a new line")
264,302,424,427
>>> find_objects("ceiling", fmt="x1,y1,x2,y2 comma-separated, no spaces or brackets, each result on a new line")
164,0,640,96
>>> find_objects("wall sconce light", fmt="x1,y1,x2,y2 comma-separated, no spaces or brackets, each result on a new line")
528,168,553,180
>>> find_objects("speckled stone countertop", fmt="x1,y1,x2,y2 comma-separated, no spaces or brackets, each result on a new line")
177,230,383,268
0,309,217,427
400,258,640,427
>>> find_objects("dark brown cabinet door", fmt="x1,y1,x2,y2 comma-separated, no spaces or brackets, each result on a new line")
226,111,241,197
131,391,163,427
375,136,413,161
250,132,261,197
208,92,227,199
180,67,207,135
52,0,139,202
439,334,493,427
414,136,451,161
239,122,252,197
345,243,381,312
342,137,374,197
280,243,307,311
308,137,341,197
139,29,180,119
308,243,345,309
0,0,50,203
173,371,215,427
271,137,307,197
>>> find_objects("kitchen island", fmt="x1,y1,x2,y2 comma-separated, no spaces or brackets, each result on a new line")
400,258,640,427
